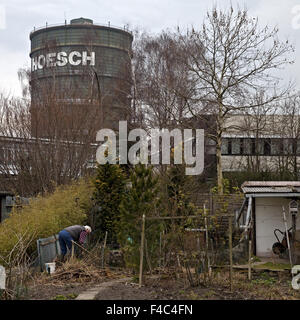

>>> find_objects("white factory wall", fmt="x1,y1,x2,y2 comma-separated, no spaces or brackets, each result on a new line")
221,155,300,172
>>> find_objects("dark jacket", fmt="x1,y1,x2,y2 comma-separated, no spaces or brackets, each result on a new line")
64,225,85,242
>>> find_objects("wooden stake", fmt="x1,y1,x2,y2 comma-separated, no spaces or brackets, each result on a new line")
248,239,252,281
101,231,108,268
139,214,146,287
204,204,211,276
159,232,162,268
228,215,233,292
71,241,74,258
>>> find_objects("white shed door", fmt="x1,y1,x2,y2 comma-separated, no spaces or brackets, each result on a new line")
255,198,292,257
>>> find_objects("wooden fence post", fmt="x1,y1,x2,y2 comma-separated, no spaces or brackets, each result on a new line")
101,231,108,268
159,232,162,268
139,214,146,287
228,215,233,292
204,204,211,277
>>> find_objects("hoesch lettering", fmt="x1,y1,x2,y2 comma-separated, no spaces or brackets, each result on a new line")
31,51,95,71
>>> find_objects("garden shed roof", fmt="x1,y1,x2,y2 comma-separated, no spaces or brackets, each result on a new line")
241,181,300,197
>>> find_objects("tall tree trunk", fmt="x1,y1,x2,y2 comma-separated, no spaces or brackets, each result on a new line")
216,134,223,195
216,98,224,195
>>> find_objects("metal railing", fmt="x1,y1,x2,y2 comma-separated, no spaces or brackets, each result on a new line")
30,21,132,35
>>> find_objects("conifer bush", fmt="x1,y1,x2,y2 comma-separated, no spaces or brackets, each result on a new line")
117,164,161,270
92,163,127,245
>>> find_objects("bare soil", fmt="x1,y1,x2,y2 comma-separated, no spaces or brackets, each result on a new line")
94,272,300,300
23,268,300,300
27,282,94,300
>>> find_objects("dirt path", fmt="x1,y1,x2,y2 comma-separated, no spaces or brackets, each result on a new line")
94,277,192,300
94,281,177,300
76,277,132,300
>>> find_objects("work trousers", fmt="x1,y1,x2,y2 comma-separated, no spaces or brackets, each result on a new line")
58,229,73,256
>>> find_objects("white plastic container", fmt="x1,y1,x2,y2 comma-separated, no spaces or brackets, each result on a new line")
45,262,56,274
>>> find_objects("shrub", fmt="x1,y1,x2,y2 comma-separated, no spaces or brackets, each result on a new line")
0,178,94,265
92,163,127,245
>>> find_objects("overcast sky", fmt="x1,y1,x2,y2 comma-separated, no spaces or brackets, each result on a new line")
0,0,300,97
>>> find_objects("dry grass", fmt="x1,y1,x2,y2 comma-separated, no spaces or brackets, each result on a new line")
15,255,300,300
33,258,121,287
201,270,300,300
146,266,300,300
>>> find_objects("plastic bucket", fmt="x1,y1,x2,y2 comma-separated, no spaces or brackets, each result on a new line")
45,262,56,274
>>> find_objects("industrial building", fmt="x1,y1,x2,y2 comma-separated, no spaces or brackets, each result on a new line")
0,18,134,212
29,17,133,137
220,114,300,175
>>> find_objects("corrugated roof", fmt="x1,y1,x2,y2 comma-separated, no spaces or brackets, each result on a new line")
242,186,300,193
242,181,300,187
241,181,300,194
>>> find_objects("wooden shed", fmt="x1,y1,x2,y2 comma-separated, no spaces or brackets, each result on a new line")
240,181,300,260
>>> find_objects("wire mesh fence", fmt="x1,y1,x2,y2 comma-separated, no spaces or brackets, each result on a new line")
137,197,251,290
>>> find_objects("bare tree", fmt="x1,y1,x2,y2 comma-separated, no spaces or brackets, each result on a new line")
0,62,106,196
175,5,294,193
0,92,99,196
131,31,193,130
273,94,300,179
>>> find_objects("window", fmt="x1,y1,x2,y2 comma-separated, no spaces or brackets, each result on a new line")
283,139,293,155
231,138,241,155
271,139,280,155
221,139,229,155
297,140,300,155
256,140,264,155
264,139,271,156
243,139,252,155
